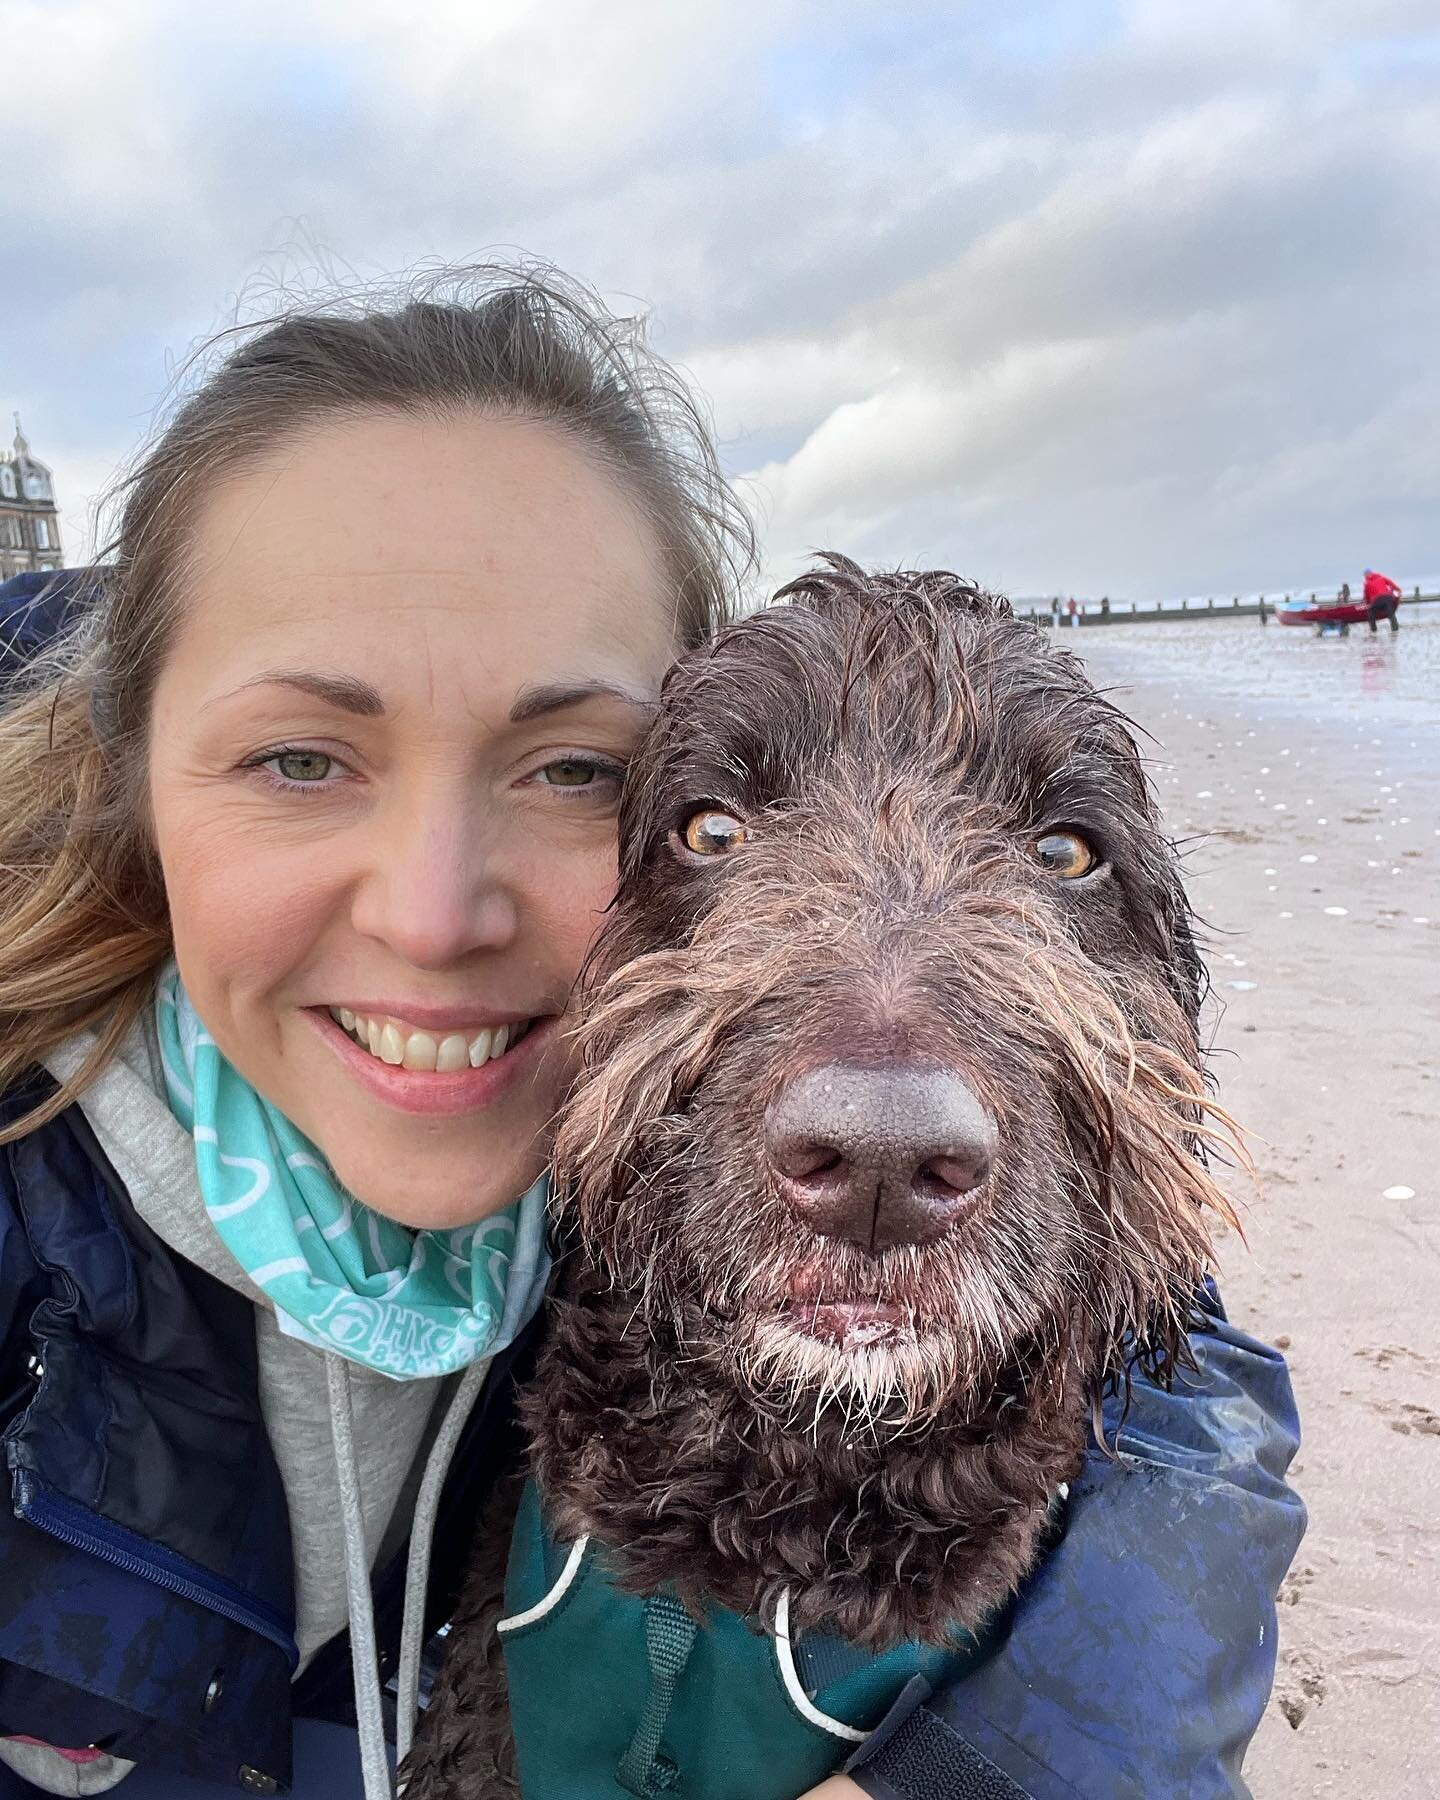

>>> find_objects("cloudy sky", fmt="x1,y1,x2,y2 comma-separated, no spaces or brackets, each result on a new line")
4,0,1437,601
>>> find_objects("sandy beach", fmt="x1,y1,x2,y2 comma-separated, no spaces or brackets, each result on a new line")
1072,610,1440,1799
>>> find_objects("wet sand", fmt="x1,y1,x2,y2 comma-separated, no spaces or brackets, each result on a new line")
1073,611,1440,1799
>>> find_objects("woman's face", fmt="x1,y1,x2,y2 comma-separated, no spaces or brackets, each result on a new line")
148,408,675,1228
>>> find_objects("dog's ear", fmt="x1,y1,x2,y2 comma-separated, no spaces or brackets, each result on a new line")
552,955,720,1282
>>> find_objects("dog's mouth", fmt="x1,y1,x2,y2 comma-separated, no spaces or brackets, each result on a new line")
734,1262,975,1421
770,1262,925,1352
780,1297,913,1350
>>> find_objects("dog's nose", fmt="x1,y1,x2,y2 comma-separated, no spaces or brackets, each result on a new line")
765,1061,997,1253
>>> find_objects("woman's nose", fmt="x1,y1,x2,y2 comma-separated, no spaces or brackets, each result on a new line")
348,798,521,970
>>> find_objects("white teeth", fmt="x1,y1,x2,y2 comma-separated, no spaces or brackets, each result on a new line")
330,1008,534,1074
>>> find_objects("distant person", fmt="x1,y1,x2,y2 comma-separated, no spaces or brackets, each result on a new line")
1258,596,1269,626
1050,595,1061,627
1339,581,1351,606
1362,567,1403,633
1067,595,1078,627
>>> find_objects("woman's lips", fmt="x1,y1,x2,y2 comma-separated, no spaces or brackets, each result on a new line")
303,1005,558,1117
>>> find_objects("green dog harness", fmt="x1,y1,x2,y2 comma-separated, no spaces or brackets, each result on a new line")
498,1479,999,1800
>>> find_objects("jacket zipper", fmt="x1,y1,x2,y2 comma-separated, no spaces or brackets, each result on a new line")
12,1470,299,1669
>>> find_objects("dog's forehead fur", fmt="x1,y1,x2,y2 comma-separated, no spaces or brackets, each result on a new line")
618,554,1202,1021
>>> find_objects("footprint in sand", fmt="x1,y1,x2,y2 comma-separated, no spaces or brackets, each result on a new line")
1275,1646,1327,1729
1333,1645,1425,1689
1355,1344,1433,1372
1279,1564,1316,1606
1381,1401,1440,1437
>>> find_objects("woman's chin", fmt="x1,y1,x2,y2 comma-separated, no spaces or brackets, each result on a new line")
334,1153,549,1232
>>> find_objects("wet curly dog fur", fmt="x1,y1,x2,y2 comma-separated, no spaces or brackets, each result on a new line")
403,559,1240,1796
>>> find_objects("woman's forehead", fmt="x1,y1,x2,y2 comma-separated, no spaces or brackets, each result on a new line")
173,408,678,705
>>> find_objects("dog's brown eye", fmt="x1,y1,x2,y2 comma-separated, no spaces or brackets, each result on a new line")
1033,831,1096,879
683,810,748,856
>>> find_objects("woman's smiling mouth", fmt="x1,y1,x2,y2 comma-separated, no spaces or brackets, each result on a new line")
305,1005,556,1117
327,1006,535,1072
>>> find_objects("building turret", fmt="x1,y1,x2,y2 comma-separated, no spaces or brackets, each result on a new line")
1,414,64,580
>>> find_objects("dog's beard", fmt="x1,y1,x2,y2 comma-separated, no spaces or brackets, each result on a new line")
661,1192,1088,1443
732,1311,976,1439
565,976,1234,1442
560,870,1238,1470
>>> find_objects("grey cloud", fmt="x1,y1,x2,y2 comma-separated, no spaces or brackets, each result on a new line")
4,0,1436,598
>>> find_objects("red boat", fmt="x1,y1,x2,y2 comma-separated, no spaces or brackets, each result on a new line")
1277,594,1402,633
1278,572,1404,632
1277,597,1373,629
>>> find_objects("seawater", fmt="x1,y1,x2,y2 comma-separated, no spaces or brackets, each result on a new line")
1070,608,1440,745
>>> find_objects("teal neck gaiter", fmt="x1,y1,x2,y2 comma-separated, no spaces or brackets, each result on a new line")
154,961,551,1381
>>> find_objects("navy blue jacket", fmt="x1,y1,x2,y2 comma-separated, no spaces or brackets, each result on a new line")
1,1070,1305,1798
847,1300,1304,1800
0,570,103,688
0,1073,534,1792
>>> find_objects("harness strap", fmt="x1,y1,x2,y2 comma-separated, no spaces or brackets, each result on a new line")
855,1704,1035,1799
614,1594,699,1796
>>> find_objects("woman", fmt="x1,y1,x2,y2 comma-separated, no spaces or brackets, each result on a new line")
0,267,1303,1800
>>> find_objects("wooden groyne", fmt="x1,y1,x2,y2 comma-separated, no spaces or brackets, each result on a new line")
1023,590,1440,627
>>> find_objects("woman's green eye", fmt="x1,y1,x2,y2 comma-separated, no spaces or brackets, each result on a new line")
274,751,333,784
542,759,601,788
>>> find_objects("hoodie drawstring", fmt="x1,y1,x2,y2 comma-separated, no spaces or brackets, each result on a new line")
326,1357,393,1800
326,1351,496,1799
394,1353,494,1765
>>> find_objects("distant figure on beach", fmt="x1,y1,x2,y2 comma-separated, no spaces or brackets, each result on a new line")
1050,595,1061,627
1339,582,1352,606
1363,567,1403,633
1258,596,1269,626
1067,595,1078,627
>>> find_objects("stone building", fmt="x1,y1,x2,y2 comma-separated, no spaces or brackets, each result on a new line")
0,416,64,582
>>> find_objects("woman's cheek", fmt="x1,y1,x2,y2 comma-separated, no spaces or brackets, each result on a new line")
533,836,619,966
156,799,344,1063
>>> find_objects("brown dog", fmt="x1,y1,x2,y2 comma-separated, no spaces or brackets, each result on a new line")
403,558,1238,1797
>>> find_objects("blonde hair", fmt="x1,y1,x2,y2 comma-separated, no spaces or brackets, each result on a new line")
0,264,754,1142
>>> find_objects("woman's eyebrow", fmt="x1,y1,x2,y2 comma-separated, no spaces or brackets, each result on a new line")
210,669,386,716
507,678,656,724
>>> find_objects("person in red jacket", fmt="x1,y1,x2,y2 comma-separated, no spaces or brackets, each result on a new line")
1363,569,1403,632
